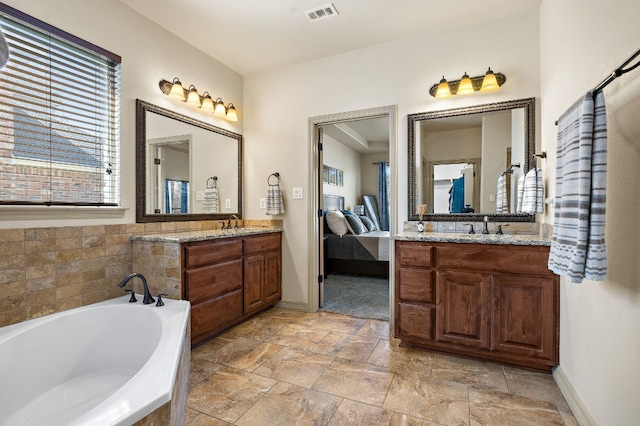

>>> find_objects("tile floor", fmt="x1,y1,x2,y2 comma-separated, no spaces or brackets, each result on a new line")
186,308,577,425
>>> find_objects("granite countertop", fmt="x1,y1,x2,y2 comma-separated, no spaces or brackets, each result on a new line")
394,231,551,246
131,227,283,243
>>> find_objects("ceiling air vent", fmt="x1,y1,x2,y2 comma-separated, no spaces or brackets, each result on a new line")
304,3,339,22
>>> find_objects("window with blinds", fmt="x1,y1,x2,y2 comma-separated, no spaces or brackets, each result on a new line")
0,4,120,206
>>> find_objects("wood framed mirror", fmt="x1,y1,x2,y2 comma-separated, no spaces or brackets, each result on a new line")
135,99,242,222
408,98,536,222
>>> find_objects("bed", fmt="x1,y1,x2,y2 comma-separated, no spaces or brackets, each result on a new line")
323,194,390,277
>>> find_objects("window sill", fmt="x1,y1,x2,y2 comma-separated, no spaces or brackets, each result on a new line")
0,205,129,220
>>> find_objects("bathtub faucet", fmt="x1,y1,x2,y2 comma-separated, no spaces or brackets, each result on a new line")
117,273,155,305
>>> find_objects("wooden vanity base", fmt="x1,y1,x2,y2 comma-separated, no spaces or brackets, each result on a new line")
395,240,559,372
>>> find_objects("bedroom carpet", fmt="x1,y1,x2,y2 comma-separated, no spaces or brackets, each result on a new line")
321,274,389,321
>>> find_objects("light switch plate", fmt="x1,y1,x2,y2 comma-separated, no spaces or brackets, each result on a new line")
225,199,231,209
293,187,303,199
259,198,266,209
195,191,205,201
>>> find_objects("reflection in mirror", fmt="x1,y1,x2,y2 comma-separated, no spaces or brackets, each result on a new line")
408,98,535,222
136,99,242,223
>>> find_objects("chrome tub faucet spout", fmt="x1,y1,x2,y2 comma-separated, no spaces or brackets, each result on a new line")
117,272,155,305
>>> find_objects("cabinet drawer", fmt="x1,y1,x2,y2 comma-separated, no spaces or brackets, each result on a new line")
436,244,551,275
184,239,242,268
397,267,434,304
191,290,243,344
185,259,242,305
396,241,433,267
245,233,281,255
396,302,434,342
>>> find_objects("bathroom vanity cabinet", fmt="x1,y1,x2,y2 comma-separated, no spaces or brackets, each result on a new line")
182,232,282,345
395,240,559,371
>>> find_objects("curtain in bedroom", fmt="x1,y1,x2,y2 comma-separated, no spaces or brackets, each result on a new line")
377,162,390,231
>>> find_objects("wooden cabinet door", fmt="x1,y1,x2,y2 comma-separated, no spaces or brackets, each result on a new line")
264,250,281,305
435,270,490,349
396,302,434,342
491,274,558,363
244,253,265,315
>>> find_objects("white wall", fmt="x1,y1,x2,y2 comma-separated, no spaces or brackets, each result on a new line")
322,135,361,210
0,0,243,228
244,11,540,307
540,0,640,424
360,153,389,200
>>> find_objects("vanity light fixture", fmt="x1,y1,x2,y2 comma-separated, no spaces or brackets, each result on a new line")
430,68,506,98
226,103,238,121
185,85,201,107
159,78,238,121
213,97,226,116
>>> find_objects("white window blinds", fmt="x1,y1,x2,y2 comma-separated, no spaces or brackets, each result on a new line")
0,5,120,206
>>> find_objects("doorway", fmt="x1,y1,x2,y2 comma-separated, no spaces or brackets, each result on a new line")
308,106,397,322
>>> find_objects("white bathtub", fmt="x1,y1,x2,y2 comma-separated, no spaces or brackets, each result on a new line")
0,295,190,426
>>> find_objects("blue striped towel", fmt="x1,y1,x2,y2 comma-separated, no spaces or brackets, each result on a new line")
548,91,607,283
496,174,508,213
520,168,543,214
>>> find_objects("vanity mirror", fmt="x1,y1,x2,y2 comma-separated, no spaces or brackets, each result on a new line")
408,98,536,222
136,99,242,222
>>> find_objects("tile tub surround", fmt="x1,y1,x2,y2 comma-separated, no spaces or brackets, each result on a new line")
185,308,577,425
0,219,282,327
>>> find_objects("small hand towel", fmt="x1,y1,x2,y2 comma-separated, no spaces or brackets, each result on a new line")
266,184,285,215
520,168,544,214
495,174,508,213
548,91,608,283
202,187,219,213
516,174,525,213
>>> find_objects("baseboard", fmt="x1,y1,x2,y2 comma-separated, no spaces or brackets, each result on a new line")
553,366,597,426
276,300,309,312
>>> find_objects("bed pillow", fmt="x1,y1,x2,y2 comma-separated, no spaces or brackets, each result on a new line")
359,215,377,231
325,210,349,237
345,214,368,235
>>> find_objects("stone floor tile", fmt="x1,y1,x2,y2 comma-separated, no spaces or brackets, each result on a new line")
313,357,394,406
328,399,435,425
310,311,368,334
194,336,283,372
313,331,379,362
253,346,334,388
185,413,233,425
469,388,565,425
187,367,276,423
357,318,391,340
383,372,470,425
235,381,341,426
430,352,509,392
270,323,331,350
189,357,223,388
367,339,435,375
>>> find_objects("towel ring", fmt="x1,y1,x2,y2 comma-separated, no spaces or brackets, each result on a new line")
206,176,217,188
267,172,280,185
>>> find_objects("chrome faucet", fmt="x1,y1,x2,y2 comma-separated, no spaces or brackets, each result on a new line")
228,214,239,229
117,273,155,305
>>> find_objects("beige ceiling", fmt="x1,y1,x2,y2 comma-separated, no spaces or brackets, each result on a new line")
118,0,542,77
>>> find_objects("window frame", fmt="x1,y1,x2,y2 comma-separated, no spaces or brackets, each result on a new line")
0,2,121,208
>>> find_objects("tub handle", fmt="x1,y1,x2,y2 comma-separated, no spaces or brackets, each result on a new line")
125,289,137,303
156,294,168,307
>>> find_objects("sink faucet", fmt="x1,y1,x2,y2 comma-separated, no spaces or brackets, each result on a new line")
117,273,155,305
228,214,239,229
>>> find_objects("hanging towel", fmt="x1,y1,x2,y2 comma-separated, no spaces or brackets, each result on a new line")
516,174,525,213
495,174,508,213
202,187,219,213
548,91,608,283
266,184,285,215
520,168,544,214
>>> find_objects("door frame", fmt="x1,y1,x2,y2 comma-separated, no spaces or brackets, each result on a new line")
307,105,398,325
